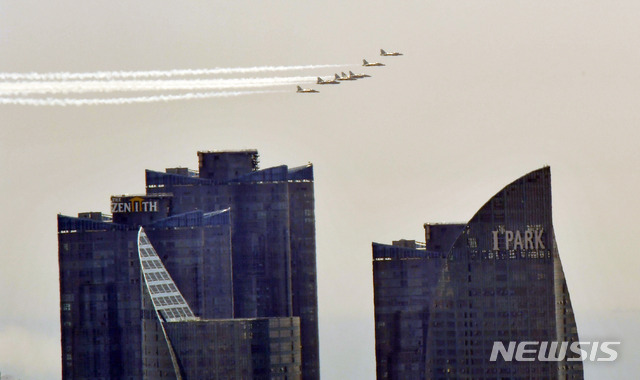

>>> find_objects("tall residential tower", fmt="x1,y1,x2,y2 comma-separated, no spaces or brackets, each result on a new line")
372,167,583,379
58,150,319,379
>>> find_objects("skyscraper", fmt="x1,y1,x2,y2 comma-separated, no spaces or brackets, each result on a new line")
372,167,583,379
58,150,318,379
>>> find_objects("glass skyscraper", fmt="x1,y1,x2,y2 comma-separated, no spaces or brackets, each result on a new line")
373,167,583,379
57,150,318,379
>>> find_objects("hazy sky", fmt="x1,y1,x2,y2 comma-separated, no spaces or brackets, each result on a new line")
1,1,639,378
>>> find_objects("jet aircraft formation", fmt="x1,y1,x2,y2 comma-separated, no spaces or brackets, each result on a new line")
297,48,402,93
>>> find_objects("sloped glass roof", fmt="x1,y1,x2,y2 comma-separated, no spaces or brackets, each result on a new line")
137,227,197,322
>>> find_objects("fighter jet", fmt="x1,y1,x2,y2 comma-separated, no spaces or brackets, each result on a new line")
380,49,403,56
348,70,371,79
335,73,356,81
317,76,340,85
362,59,385,67
296,86,319,93
342,72,358,80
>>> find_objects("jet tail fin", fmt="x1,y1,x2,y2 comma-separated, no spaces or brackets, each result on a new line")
363,59,368,65
335,73,340,79
317,77,323,84
380,49,386,55
297,86,302,91
349,71,355,76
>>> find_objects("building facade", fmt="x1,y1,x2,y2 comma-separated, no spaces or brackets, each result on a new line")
57,150,318,379
163,318,302,380
373,167,583,379
137,227,302,379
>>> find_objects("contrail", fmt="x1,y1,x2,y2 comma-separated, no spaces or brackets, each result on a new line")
0,64,349,81
0,76,317,96
0,90,283,106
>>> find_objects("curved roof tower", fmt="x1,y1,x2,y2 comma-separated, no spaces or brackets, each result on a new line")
428,167,583,378
373,167,583,379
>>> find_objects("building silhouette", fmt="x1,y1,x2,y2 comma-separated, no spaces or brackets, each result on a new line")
58,150,318,379
372,167,583,379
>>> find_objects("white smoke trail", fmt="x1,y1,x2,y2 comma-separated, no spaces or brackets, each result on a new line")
0,64,348,81
0,76,316,96
0,90,282,106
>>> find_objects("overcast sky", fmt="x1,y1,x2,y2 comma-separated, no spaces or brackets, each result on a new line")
1,1,639,379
